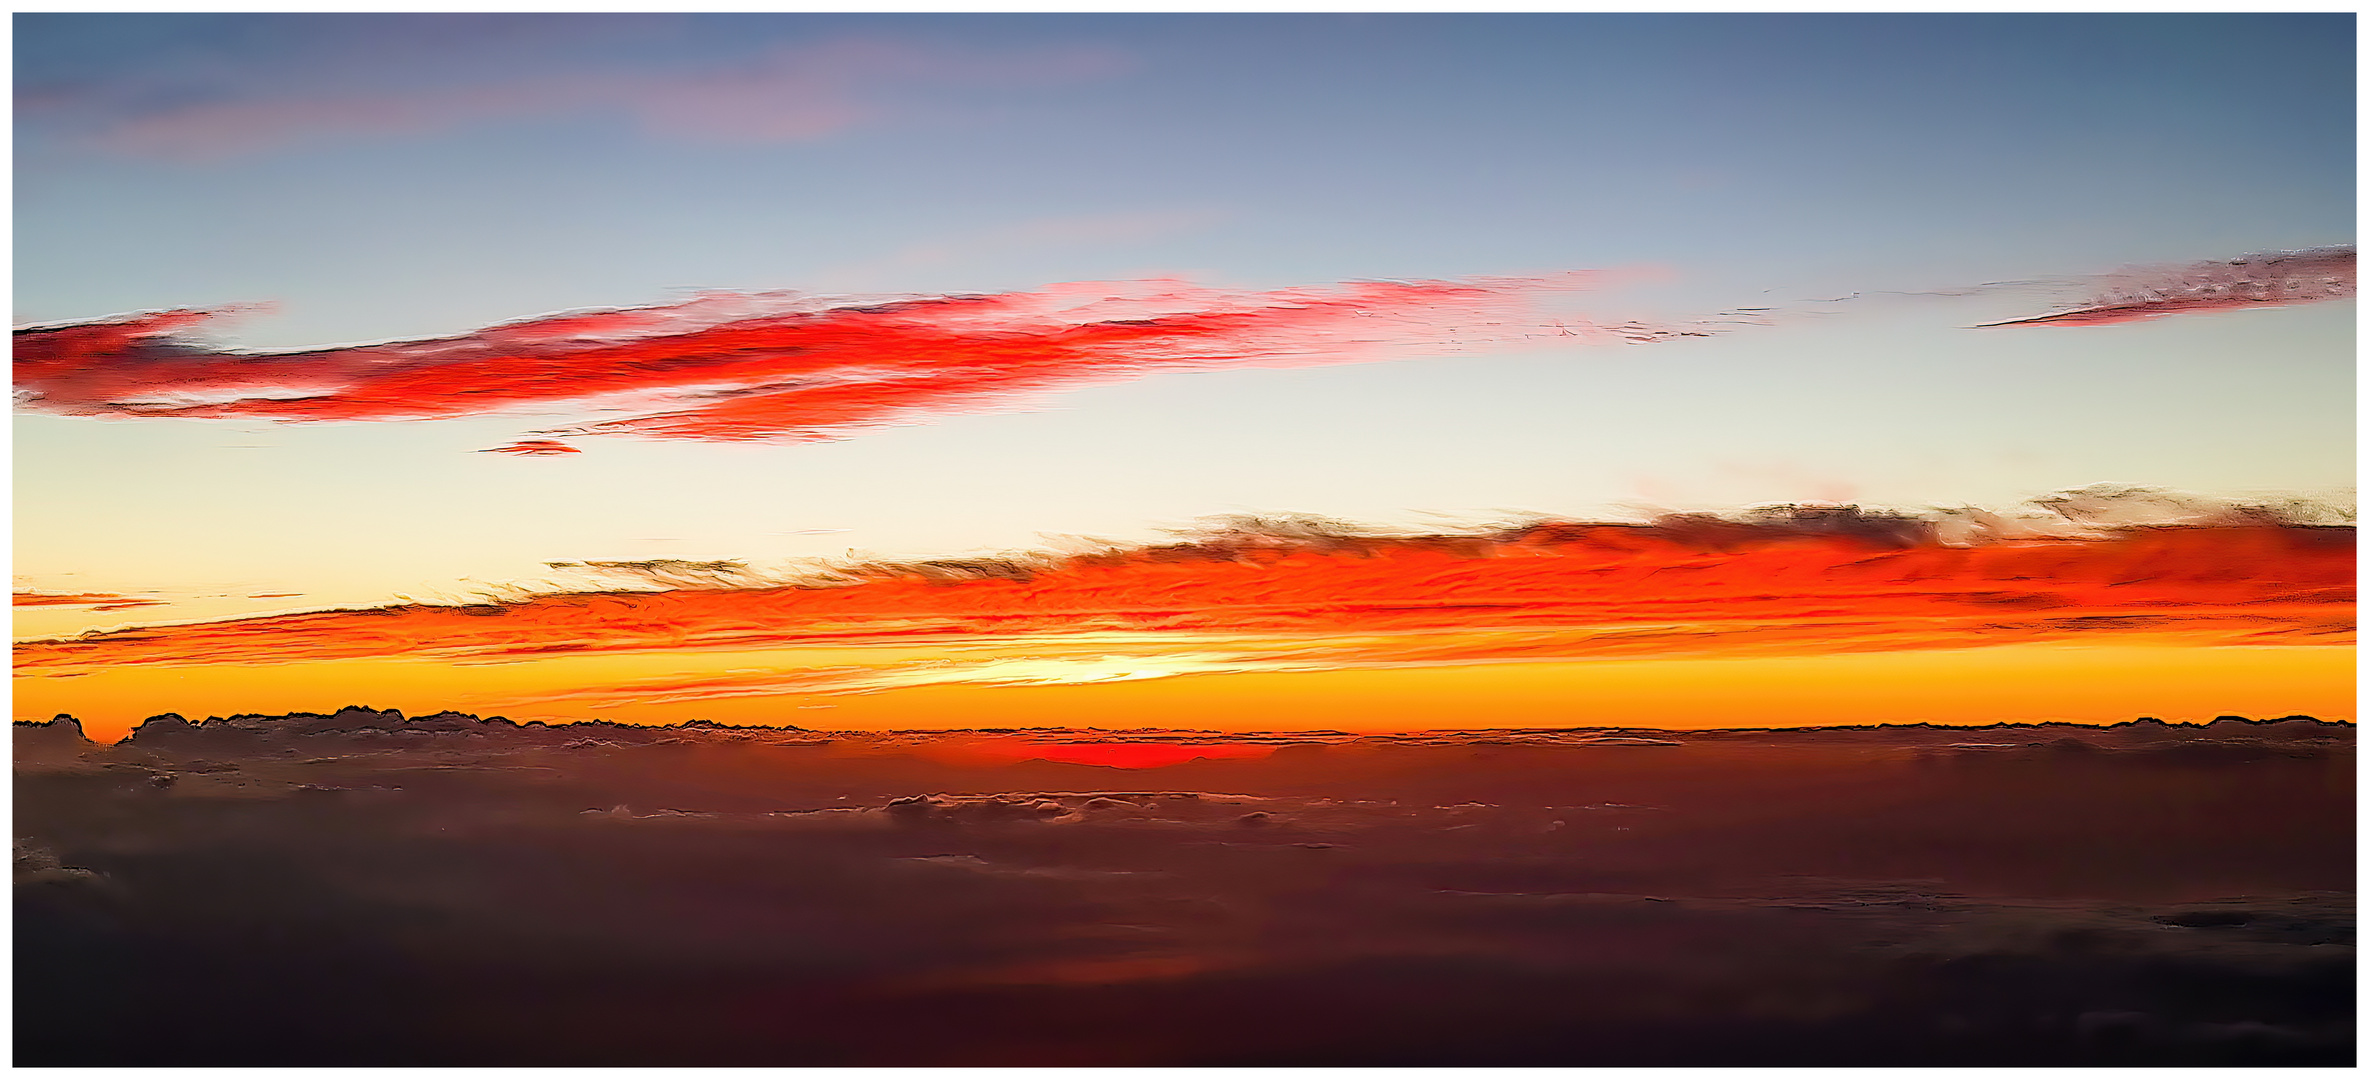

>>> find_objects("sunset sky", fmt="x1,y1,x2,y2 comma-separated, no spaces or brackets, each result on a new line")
14,14,2355,739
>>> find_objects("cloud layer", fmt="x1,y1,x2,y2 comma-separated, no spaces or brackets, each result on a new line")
14,274,1682,446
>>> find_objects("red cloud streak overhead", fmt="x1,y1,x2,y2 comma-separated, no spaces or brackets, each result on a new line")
14,274,1687,445
18,520,2351,674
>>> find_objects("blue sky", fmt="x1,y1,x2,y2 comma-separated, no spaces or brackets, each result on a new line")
13,13,2355,632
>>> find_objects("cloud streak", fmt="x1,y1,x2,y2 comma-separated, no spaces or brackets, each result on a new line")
22,246,2339,448
12,591,166,611
14,274,1694,446
1983,247,2354,328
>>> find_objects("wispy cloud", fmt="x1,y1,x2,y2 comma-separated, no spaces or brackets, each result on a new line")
1982,247,2354,328
543,559,762,590
12,591,167,611
20,30,1127,159
14,273,1699,447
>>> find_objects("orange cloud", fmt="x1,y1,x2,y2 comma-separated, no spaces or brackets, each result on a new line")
21,516,2351,678
15,274,1689,446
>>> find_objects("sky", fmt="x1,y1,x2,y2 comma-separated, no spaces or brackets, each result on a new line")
12,14,2356,736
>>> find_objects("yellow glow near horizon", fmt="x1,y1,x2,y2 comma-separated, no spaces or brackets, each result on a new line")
16,641,2353,744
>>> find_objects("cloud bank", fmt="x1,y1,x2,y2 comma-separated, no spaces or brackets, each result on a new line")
14,274,1687,446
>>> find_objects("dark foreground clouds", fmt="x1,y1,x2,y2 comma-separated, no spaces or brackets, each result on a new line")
16,711,2354,1065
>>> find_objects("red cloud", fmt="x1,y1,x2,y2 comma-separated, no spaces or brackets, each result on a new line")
14,273,1685,445
1983,247,2354,328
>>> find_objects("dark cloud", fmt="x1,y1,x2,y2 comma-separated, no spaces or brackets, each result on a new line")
1982,247,2354,327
